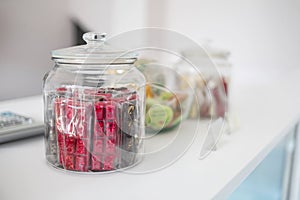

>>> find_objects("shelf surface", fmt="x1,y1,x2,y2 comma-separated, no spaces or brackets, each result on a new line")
0,66,300,200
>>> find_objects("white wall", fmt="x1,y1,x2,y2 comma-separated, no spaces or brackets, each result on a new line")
69,0,113,33
2,0,299,101
146,0,300,85
0,0,73,100
69,0,147,36
70,0,300,83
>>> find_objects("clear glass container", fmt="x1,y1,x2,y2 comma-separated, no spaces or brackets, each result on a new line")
43,32,146,173
135,60,195,133
176,42,231,119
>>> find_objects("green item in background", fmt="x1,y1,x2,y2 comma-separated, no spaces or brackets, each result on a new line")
160,92,174,101
145,103,174,131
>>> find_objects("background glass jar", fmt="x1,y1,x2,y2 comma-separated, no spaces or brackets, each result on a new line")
174,41,231,119
136,62,194,132
43,32,146,173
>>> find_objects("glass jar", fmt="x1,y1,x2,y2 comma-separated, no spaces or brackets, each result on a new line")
135,58,195,133
175,41,231,119
43,32,146,173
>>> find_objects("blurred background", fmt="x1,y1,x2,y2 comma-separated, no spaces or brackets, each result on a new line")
1,1,300,199
1,0,300,101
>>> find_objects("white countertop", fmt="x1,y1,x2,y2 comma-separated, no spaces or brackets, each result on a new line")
1,66,300,200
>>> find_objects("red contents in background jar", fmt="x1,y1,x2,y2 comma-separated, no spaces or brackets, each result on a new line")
222,77,228,96
200,79,227,118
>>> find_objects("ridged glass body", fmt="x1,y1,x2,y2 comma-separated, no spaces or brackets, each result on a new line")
43,63,145,173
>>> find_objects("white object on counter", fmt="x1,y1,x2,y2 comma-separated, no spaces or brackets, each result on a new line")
0,96,44,143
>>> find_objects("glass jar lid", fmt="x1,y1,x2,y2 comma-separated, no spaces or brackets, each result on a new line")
182,40,230,59
52,32,137,64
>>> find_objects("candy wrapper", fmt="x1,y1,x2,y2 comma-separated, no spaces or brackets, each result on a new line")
47,87,142,172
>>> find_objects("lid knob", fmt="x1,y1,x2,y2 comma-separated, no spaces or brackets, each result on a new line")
83,32,107,44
